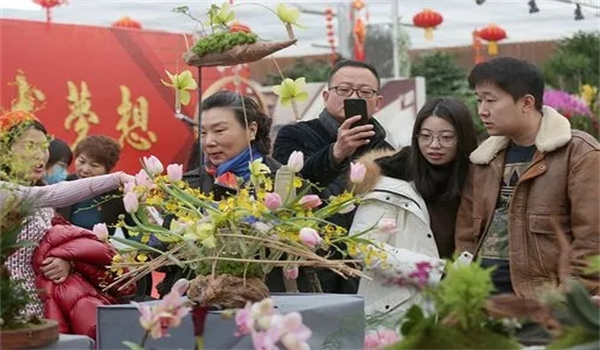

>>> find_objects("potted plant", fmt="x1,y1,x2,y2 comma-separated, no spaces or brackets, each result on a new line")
0,196,59,349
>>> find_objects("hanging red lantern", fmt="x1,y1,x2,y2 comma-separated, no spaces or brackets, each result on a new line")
33,0,67,24
412,9,443,41
477,24,507,55
112,16,142,29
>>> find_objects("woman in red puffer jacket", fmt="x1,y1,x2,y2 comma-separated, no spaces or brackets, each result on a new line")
32,217,135,340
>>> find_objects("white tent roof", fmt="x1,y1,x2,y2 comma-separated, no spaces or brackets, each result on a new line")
1,0,598,57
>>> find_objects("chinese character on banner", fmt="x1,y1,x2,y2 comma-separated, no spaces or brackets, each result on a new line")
64,81,99,147
5,70,46,113
116,85,157,151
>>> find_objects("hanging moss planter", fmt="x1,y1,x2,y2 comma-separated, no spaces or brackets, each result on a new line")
184,39,297,67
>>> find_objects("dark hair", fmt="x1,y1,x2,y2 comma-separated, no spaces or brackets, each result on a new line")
0,119,47,184
74,135,121,171
327,60,381,90
201,91,273,155
410,98,478,201
468,57,544,112
46,139,73,169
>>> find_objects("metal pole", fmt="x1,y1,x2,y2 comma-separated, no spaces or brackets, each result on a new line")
391,0,400,78
197,66,203,179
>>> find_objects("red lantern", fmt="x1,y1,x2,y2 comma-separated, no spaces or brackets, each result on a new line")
33,0,67,24
477,24,507,55
412,9,443,41
112,16,142,29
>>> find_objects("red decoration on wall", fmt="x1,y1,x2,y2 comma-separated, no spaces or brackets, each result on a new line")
477,24,507,55
112,17,142,30
33,0,67,24
412,9,443,41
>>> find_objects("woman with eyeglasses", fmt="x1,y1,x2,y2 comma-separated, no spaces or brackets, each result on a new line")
348,98,478,319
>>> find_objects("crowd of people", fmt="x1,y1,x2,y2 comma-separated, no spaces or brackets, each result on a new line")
1,57,598,344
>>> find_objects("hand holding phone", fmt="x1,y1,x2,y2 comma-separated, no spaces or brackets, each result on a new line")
332,98,376,163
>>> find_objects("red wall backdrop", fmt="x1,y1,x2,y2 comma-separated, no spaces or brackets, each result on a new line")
0,19,249,174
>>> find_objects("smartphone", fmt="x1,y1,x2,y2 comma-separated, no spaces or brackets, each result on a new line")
343,98,370,127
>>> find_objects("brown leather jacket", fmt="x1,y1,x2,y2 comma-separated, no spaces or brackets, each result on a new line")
456,106,600,298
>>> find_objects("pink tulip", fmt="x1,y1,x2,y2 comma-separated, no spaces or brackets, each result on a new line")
92,223,109,242
377,218,397,234
264,193,283,211
283,267,299,280
298,195,322,209
143,155,164,176
286,151,304,173
171,278,190,295
123,191,139,213
350,162,366,184
166,163,183,182
298,227,322,248
135,169,154,188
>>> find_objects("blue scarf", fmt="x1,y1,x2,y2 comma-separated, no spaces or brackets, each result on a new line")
205,147,263,184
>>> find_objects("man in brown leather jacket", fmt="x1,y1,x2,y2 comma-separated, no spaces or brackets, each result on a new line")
455,57,599,299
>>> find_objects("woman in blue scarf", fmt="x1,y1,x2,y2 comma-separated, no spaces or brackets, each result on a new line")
157,91,312,297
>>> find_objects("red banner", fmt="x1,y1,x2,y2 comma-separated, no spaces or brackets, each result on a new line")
1,19,248,173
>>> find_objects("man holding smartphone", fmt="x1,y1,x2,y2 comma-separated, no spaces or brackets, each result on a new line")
273,60,394,294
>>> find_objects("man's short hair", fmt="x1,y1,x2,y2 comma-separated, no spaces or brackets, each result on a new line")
327,60,381,90
468,57,545,112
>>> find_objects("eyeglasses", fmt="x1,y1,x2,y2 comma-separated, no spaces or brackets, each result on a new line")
417,133,457,147
329,86,378,99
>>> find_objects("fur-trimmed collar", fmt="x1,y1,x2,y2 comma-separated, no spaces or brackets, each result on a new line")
353,149,397,195
470,106,572,165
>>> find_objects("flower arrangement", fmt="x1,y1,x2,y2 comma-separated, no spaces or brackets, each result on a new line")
544,86,599,138
108,152,378,307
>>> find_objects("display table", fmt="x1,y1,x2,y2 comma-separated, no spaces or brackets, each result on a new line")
39,334,94,349
98,293,364,350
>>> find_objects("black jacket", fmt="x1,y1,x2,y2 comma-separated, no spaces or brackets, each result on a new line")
272,110,394,293
157,156,314,298
56,174,128,235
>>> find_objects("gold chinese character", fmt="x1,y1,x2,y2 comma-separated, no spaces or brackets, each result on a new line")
116,85,157,151
3,70,46,113
64,81,99,148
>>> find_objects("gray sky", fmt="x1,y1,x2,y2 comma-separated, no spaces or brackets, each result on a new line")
1,0,599,57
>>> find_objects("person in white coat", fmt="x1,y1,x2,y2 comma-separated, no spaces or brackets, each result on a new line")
349,98,478,319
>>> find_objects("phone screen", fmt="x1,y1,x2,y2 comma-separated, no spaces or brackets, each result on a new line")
343,98,369,127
